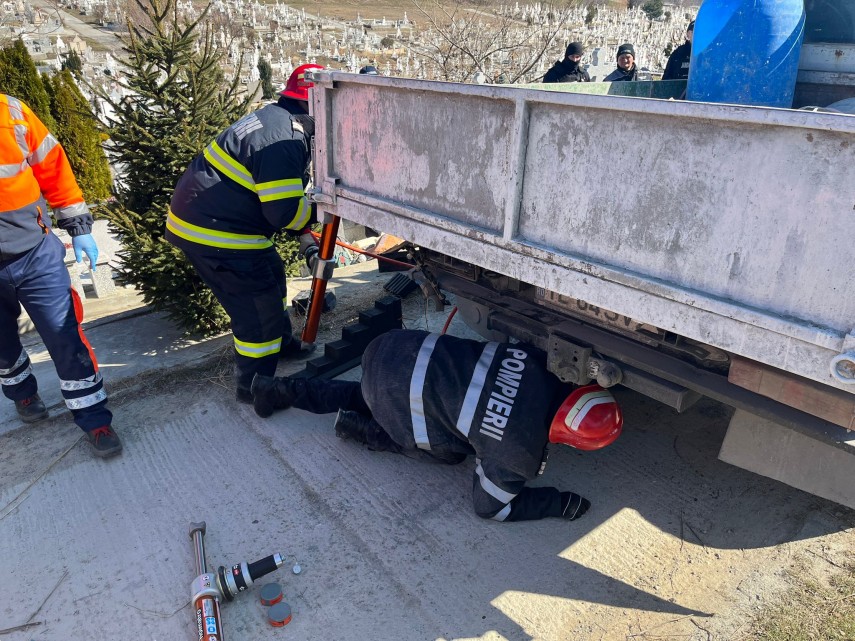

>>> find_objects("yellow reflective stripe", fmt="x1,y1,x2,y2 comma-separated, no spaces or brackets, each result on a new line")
256,178,303,191
282,197,312,232
203,141,255,191
166,210,273,250
234,336,282,358
257,178,304,203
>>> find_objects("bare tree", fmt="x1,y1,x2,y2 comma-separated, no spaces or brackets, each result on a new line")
410,0,581,83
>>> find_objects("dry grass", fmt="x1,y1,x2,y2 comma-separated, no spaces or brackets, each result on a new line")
736,563,855,641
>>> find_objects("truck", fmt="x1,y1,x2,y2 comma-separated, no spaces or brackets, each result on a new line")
304,26,855,510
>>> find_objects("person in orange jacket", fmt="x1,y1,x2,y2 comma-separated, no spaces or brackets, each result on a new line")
0,94,122,457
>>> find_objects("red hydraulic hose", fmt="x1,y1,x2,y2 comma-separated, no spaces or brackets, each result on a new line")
441,306,458,335
308,231,414,270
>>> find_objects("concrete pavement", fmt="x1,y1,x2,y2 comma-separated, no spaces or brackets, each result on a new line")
1,260,853,641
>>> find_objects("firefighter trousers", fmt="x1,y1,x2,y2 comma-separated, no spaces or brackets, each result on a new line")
0,233,112,432
183,248,296,396
284,377,466,465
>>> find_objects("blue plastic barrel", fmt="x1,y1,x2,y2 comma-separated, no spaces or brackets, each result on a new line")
687,0,806,108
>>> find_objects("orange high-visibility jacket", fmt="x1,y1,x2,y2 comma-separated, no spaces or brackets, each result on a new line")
0,94,93,261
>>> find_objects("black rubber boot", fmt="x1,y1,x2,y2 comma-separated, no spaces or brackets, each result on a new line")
15,393,49,423
334,410,402,453
251,374,297,418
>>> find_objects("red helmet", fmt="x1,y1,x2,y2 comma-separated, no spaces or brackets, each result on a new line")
548,385,623,451
280,64,324,101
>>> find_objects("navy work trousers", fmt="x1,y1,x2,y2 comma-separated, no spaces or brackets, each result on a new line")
0,233,112,432
285,377,463,464
286,378,370,415
183,248,296,395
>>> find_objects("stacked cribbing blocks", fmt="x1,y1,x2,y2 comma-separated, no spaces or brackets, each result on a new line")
291,296,402,380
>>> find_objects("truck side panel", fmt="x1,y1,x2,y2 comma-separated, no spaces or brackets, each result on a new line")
310,72,855,394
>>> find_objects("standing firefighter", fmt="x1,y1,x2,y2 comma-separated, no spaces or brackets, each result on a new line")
167,64,323,403
0,94,122,457
252,329,624,522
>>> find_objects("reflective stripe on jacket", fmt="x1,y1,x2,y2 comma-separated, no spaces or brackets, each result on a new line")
0,94,92,261
360,330,564,521
167,98,313,254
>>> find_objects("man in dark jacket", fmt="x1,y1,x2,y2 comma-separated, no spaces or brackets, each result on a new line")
663,20,694,80
251,329,624,523
167,64,322,404
543,42,591,83
603,43,639,82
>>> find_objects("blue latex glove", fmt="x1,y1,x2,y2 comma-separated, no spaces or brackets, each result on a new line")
72,234,99,272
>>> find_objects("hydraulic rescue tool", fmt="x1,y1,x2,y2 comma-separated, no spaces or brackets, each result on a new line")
301,211,340,344
189,521,284,639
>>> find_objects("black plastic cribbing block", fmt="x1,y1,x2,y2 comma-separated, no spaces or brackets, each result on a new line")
291,297,403,380
383,273,419,298
358,308,387,326
304,354,338,376
342,322,372,342
324,339,361,361
291,290,337,316
291,354,361,380
362,315,401,335
374,295,402,314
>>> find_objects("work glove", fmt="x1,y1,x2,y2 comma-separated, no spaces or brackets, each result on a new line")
298,231,319,270
72,233,99,272
303,244,319,270
559,492,591,521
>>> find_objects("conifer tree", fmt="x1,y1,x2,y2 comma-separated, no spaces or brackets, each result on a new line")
45,69,113,202
61,50,84,77
97,0,250,335
257,57,275,99
642,0,664,21
0,39,56,129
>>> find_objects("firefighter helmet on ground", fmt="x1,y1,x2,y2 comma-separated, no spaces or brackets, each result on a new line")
548,384,623,450
281,64,324,101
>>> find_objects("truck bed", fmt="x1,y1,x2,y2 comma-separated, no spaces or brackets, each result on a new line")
309,71,855,394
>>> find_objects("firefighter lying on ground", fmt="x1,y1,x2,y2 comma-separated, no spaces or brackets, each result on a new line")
251,329,623,522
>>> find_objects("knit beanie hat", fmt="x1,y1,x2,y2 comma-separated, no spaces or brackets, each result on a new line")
616,43,636,59
565,41,584,58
